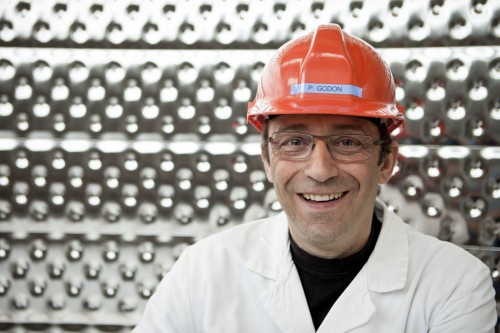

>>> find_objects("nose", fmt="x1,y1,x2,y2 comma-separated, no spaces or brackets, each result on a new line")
303,139,340,182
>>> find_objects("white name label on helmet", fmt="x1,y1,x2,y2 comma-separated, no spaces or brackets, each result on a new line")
290,83,362,97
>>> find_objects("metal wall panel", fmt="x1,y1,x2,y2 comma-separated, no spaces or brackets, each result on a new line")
0,0,498,331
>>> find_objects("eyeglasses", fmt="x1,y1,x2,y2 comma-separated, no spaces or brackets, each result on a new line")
267,132,386,162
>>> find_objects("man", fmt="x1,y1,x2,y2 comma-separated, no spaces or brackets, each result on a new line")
132,24,496,332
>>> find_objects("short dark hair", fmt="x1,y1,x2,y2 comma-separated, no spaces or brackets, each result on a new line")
261,116,393,166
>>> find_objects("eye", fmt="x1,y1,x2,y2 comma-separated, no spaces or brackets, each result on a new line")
331,136,365,150
338,137,361,146
274,134,311,147
285,136,309,146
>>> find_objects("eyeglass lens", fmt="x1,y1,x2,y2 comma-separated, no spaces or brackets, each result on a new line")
269,132,376,161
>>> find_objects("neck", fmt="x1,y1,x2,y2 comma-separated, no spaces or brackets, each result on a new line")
289,222,373,259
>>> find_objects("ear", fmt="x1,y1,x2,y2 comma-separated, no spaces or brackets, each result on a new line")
378,141,399,185
261,144,273,183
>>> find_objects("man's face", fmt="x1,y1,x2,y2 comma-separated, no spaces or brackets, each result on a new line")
261,114,398,258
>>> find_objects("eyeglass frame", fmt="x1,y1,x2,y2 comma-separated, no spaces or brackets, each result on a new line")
266,131,387,162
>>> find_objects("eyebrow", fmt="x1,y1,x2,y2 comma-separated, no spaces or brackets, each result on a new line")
274,123,367,133
274,124,308,132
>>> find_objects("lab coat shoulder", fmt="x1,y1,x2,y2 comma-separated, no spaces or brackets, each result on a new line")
189,213,281,261
133,212,292,333
372,208,497,333
133,204,497,333
405,223,497,332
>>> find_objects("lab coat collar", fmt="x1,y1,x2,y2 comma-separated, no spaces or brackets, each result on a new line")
246,200,410,332
247,201,409,292
247,211,290,280
319,201,409,332
247,212,315,332
367,200,409,293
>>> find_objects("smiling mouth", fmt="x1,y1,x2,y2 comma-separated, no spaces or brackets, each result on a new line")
301,192,347,202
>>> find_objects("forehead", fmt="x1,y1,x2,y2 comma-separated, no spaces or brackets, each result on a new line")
268,114,379,135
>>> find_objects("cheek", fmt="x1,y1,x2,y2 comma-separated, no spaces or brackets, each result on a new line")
263,163,273,183
267,158,295,188
268,161,282,184
261,148,273,183
344,163,381,193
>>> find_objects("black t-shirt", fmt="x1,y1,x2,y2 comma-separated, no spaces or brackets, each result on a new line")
290,215,382,330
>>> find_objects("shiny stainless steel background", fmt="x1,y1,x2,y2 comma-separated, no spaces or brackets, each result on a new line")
0,0,498,331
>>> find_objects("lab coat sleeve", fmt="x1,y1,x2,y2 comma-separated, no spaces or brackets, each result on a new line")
428,260,497,333
131,249,195,333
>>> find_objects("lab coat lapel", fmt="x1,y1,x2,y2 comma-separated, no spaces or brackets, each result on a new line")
367,204,409,293
259,261,315,333
247,202,409,333
317,268,375,333
317,201,409,332
247,212,315,333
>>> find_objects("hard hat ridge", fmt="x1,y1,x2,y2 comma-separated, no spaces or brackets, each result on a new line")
294,24,359,102
247,24,405,133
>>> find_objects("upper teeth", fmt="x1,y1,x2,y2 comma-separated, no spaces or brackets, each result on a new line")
303,193,343,202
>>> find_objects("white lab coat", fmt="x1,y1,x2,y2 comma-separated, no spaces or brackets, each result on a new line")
132,201,497,333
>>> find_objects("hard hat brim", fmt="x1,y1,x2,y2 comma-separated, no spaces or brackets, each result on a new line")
248,97,404,132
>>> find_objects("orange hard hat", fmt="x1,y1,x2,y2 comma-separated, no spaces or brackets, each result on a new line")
247,24,404,133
